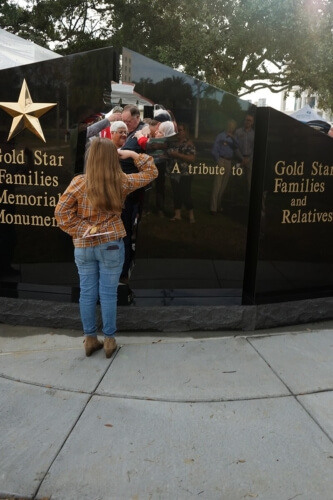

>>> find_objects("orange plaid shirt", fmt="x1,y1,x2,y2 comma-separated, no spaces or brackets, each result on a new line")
55,154,157,248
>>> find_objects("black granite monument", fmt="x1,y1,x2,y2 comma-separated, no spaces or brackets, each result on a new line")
0,46,332,309
243,107,333,304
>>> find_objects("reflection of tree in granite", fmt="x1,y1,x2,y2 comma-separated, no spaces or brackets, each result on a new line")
135,76,194,111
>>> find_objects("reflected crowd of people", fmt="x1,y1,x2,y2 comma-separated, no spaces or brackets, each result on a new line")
210,113,255,215
80,104,198,283
74,102,255,285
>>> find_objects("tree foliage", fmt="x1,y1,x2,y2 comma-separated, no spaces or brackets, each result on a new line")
1,0,333,109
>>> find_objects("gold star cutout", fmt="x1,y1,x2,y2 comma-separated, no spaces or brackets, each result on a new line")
0,79,57,142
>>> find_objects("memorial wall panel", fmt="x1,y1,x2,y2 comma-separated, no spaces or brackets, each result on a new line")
121,49,255,305
1,47,332,307
243,107,333,304
0,47,116,300
0,46,255,305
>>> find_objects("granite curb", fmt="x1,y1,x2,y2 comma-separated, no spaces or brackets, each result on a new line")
1,296,333,333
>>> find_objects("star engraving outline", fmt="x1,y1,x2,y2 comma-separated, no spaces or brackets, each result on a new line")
0,79,57,142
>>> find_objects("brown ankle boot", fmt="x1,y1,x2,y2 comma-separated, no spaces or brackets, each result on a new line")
84,336,103,357
104,337,117,358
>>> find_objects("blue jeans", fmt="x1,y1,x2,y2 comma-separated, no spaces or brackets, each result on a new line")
74,240,124,337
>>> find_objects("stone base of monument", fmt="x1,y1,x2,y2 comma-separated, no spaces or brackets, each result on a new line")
0,296,332,333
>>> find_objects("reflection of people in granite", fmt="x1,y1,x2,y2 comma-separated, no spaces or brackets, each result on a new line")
234,114,255,192
110,121,128,148
99,106,123,139
86,108,125,143
69,106,120,173
166,109,178,134
133,118,157,216
210,119,240,215
120,105,146,283
137,120,176,217
168,123,196,223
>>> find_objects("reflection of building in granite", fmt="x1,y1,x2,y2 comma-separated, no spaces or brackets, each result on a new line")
245,83,332,124
122,48,132,83
103,81,154,109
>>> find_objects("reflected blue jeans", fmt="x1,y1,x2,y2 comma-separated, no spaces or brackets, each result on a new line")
74,240,124,337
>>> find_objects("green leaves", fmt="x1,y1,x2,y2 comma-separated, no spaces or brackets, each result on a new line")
1,0,332,110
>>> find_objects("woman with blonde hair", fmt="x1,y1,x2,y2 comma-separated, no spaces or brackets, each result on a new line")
55,138,158,358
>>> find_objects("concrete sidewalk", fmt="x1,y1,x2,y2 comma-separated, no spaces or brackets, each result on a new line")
0,323,333,500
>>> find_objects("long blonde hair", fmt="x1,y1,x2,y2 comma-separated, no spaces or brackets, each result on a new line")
85,137,124,213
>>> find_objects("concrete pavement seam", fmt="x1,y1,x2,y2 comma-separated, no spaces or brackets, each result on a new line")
32,392,95,500
246,337,333,446
2,370,331,403
295,394,333,445
31,354,119,500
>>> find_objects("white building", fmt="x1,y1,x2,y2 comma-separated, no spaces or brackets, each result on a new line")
244,84,332,124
